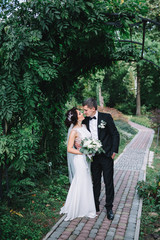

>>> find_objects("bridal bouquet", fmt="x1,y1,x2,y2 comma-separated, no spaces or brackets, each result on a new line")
80,138,105,162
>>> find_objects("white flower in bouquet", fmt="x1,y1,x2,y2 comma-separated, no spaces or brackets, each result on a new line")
80,138,105,162
83,140,91,147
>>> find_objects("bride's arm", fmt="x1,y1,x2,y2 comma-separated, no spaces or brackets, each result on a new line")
67,130,82,155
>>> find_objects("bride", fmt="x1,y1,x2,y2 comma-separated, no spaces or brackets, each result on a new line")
60,107,96,221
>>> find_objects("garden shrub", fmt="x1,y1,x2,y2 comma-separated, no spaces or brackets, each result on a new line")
137,172,160,209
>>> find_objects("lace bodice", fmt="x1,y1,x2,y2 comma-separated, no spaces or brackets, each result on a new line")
72,125,91,148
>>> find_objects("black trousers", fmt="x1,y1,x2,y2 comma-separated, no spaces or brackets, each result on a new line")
91,154,114,210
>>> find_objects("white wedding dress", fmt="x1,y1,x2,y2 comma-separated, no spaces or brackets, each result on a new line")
60,125,96,221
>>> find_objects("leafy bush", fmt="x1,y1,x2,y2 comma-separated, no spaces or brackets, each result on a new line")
0,168,69,240
141,105,149,115
137,172,160,209
138,131,160,239
150,109,160,133
115,102,136,115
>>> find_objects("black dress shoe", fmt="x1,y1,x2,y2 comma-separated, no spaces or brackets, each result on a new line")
107,209,114,220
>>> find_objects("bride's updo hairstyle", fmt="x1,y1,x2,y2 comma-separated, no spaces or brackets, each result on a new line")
65,107,78,128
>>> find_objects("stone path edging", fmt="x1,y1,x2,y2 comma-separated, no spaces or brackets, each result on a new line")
43,216,66,240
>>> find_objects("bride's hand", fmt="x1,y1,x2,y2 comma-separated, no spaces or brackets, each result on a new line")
74,142,81,150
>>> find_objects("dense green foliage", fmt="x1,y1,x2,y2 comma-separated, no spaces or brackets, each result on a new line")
137,172,160,207
0,167,69,240
0,0,159,239
0,0,114,200
0,0,150,201
103,63,136,114
137,39,160,110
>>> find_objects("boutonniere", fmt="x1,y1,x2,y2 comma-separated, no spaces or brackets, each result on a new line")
98,120,107,129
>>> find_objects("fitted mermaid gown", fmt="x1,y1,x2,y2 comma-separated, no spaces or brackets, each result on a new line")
60,125,96,221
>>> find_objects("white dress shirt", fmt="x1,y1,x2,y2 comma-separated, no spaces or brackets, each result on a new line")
89,111,98,140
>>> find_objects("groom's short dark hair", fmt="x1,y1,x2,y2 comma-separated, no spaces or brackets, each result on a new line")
82,98,97,110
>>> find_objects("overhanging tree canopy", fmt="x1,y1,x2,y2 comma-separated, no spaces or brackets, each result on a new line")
0,0,159,199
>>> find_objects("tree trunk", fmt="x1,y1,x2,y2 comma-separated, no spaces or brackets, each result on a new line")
97,84,104,108
99,85,104,108
136,65,141,116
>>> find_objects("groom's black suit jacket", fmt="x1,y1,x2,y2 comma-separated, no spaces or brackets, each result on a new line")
83,112,120,157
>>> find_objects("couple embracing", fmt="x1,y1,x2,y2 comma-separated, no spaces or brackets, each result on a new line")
60,98,120,221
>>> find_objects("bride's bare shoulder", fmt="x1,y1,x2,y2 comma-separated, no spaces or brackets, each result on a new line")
68,129,78,140
71,128,77,132
70,128,78,135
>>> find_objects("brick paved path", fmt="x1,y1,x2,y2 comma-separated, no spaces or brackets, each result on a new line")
43,121,154,240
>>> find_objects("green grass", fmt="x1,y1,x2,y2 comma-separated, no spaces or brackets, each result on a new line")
115,120,137,158
129,115,152,128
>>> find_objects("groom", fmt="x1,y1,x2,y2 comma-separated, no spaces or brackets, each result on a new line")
82,98,120,220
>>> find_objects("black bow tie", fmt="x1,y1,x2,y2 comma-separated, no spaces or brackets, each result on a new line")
89,116,96,120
